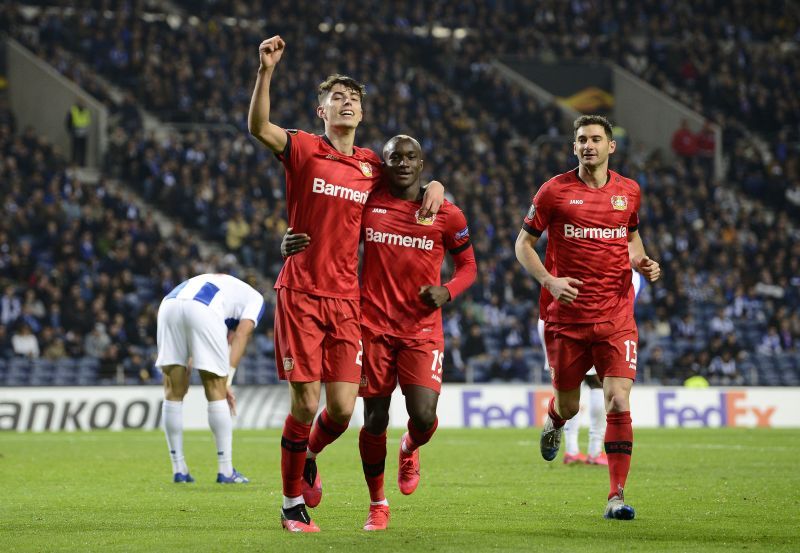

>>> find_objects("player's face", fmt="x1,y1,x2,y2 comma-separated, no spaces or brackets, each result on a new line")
574,124,616,168
318,84,363,130
384,138,423,191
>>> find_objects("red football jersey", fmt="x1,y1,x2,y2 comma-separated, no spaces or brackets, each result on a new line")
523,168,641,323
360,188,472,339
275,130,382,299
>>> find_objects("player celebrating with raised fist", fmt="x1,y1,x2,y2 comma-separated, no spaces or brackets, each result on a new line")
515,115,660,520
248,36,444,532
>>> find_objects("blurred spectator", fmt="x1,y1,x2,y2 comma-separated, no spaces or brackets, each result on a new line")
1,285,21,326
462,324,489,363
707,349,744,386
11,322,40,358
709,308,735,337
671,121,699,159
65,99,91,165
84,322,111,359
442,335,466,383
758,326,783,355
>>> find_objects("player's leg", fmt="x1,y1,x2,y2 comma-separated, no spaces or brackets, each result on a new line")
585,373,608,465
274,288,324,532
199,371,248,483
593,315,638,520
541,322,592,461
161,364,192,482
602,376,634,518
395,338,442,494
155,300,193,482
299,297,362,511
399,385,439,495
361,396,392,531
189,302,248,483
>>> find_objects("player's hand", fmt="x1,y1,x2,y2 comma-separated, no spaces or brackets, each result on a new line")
258,36,285,71
635,255,661,282
419,180,444,218
419,285,451,308
226,386,237,417
544,276,583,304
280,227,311,258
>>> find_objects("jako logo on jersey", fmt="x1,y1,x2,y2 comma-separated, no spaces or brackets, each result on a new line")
570,199,584,205
371,208,387,214
360,161,374,177
365,227,434,250
564,224,627,239
312,177,369,204
611,195,628,210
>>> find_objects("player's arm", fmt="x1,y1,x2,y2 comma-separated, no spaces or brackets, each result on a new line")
419,180,445,217
627,229,660,282
419,245,477,308
247,35,288,153
514,229,582,304
228,319,255,376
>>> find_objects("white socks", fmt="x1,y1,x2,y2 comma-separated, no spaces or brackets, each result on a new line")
163,400,188,474
283,495,305,509
588,388,607,457
562,387,607,457
208,399,233,477
563,413,580,455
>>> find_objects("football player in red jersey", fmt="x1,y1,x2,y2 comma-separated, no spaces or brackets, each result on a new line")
515,115,660,520
282,135,477,531
248,36,444,532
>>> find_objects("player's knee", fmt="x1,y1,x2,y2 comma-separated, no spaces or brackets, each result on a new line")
324,402,354,425
291,399,319,422
364,410,389,434
556,399,580,420
606,393,629,413
409,404,437,430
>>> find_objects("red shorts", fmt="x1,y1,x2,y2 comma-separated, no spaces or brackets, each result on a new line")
543,314,638,391
274,287,362,383
359,325,444,397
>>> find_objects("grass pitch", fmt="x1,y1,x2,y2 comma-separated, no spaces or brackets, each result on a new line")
1,427,798,552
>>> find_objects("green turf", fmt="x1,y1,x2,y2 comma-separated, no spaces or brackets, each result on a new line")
1,427,798,552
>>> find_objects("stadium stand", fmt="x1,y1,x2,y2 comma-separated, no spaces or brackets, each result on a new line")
1,1,798,385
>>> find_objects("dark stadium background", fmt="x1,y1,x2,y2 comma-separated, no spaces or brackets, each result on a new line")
1,0,798,390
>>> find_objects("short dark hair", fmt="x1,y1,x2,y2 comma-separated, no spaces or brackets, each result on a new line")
382,134,422,160
573,115,613,140
317,74,366,104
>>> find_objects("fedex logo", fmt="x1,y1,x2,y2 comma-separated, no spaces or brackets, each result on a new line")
658,391,776,428
462,390,553,427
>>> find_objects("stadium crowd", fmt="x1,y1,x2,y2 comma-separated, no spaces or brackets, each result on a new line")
1,1,799,386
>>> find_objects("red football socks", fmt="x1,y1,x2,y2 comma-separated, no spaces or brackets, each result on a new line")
308,408,349,455
547,396,567,429
604,411,633,499
359,428,387,502
280,414,311,497
405,417,439,451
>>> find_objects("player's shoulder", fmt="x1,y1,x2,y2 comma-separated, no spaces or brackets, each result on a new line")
354,145,382,164
609,170,641,193
439,198,466,218
540,169,579,192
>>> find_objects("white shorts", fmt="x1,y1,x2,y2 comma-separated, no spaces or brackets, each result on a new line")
537,318,596,376
155,299,230,377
